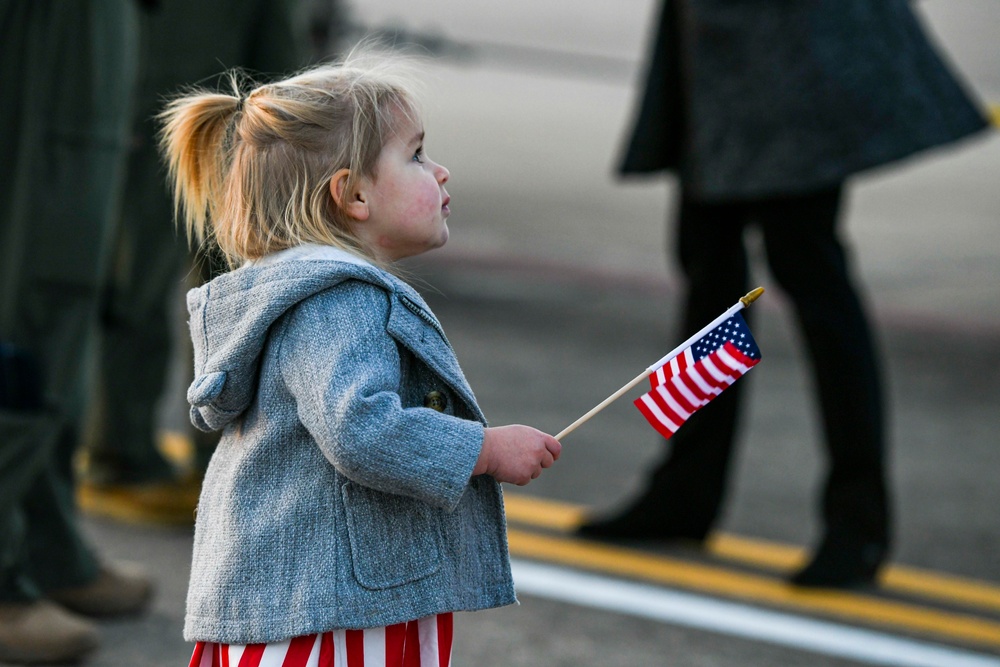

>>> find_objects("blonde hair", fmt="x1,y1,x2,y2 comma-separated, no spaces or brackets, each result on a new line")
158,46,424,267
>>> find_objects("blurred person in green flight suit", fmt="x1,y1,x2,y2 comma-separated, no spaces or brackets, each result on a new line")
0,1,156,662
77,0,317,525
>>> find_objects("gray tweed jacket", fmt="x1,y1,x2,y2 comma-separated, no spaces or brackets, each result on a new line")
620,0,989,199
182,245,514,643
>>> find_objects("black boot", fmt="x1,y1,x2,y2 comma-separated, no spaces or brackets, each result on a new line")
790,534,887,589
579,387,737,543
576,485,710,543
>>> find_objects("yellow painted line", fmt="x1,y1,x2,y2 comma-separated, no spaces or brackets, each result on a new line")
506,528,1000,649
503,493,1000,614
711,533,1000,615
707,532,807,569
504,493,587,530
991,104,1000,127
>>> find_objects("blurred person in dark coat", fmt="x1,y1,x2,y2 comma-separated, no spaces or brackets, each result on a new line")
578,0,989,587
0,1,155,662
78,0,312,524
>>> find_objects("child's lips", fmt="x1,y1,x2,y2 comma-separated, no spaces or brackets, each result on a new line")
442,195,451,215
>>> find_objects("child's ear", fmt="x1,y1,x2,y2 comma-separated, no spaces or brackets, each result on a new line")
329,168,369,221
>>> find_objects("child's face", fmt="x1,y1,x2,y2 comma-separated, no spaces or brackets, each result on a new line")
359,114,451,262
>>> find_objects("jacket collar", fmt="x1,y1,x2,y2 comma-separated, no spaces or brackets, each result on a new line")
249,244,484,422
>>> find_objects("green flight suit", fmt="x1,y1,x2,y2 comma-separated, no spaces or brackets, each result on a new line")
88,0,310,482
0,0,141,599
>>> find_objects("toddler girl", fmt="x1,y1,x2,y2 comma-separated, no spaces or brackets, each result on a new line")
158,48,562,667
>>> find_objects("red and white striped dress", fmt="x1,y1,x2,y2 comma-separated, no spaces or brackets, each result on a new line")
188,613,452,667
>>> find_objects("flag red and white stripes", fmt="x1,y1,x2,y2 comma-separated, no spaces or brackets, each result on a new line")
634,320,761,440
554,291,764,442
187,613,453,667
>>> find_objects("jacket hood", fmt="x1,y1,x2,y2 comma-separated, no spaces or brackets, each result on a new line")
185,247,406,432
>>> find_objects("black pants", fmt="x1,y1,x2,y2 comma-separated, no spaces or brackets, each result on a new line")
652,185,890,549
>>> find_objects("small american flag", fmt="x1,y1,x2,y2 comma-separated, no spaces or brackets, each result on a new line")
634,311,761,439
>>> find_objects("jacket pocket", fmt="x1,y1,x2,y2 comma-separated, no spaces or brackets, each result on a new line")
342,482,442,590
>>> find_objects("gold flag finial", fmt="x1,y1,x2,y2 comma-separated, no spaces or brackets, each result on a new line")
739,287,765,308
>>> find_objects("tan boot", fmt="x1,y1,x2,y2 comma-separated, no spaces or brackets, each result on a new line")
0,599,99,664
48,562,153,617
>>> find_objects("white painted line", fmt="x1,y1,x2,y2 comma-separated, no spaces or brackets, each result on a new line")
511,559,1000,667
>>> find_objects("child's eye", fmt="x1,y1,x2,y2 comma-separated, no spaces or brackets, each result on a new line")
412,146,425,164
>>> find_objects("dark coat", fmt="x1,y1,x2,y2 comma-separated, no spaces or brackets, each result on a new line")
620,0,989,199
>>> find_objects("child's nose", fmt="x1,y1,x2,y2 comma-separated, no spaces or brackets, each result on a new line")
436,166,449,184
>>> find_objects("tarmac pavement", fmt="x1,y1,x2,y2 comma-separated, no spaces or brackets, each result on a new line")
16,1,1000,664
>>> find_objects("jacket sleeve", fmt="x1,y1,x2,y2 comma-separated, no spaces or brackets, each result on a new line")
277,280,484,511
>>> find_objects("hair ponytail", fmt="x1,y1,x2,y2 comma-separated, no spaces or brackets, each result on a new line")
158,84,241,248
158,45,425,268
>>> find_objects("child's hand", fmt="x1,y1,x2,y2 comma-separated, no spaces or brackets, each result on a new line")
475,425,562,486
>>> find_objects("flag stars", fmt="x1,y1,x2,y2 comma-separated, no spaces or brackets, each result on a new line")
690,315,760,361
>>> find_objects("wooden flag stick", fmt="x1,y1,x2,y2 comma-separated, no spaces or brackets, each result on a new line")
554,287,764,441
554,369,651,441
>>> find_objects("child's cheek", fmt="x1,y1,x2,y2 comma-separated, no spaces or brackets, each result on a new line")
404,187,440,219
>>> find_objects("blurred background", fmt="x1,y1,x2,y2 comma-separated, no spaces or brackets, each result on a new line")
359,0,1000,328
